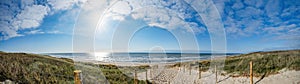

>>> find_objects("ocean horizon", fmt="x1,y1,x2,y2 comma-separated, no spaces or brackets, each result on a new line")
43,52,240,64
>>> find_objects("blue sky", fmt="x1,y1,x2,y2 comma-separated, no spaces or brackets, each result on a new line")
0,0,299,53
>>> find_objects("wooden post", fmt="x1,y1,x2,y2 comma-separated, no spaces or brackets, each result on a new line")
134,70,138,84
215,65,217,84
183,65,185,72
146,70,148,81
150,69,152,80
198,66,201,79
74,70,82,84
145,70,148,84
189,65,191,75
250,61,253,84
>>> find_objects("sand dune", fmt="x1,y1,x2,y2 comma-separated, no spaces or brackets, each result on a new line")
137,67,300,84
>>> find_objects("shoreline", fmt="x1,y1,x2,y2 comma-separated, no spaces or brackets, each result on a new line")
73,55,233,67
73,50,300,83
1,49,299,83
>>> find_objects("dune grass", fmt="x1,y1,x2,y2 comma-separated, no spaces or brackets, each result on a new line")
224,50,300,77
170,50,300,77
0,52,151,84
0,50,299,83
0,52,74,83
75,62,151,84
0,52,149,84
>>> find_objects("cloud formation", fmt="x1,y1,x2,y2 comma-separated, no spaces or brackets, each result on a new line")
13,5,49,29
0,0,86,40
104,0,207,34
0,0,299,43
103,0,298,41
215,0,300,41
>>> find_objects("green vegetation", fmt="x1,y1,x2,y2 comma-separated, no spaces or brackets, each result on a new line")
0,52,151,84
224,50,300,77
98,64,150,84
171,50,300,77
75,62,151,84
0,50,299,83
169,60,211,72
0,53,74,83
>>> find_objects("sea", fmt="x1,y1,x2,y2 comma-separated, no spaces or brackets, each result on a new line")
43,52,239,64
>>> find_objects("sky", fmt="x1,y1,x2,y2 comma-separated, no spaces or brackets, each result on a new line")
0,0,299,53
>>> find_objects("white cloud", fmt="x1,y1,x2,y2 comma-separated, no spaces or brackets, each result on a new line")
104,0,206,34
0,21,22,40
265,0,282,17
0,4,49,40
132,6,205,33
73,0,107,37
235,7,263,19
110,1,131,15
21,0,34,8
263,24,297,35
220,0,300,41
232,0,244,10
25,30,64,35
254,0,265,8
131,7,171,28
48,0,74,10
12,5,49,30
47,30,62,34
224,16,246,37
105,1,132,21
47,0,86,11
0,0,87,40
243,0,265,8
262,24,299,44
25,30,45,34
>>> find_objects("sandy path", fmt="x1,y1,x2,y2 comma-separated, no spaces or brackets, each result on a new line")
137,67,300,84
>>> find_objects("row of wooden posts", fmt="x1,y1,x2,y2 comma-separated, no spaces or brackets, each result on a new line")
214,61,253,84
74,61,254,84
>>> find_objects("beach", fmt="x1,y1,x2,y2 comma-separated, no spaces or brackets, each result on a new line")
97,50,300,84
1,50,299,83
136,66,300,84
69,50,300,84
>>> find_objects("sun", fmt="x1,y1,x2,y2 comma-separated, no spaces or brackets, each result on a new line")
93,52,110,61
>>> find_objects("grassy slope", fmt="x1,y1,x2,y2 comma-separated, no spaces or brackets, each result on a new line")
224,50,300,77
74,62,150,84
0,52,150,84
170,50,300,77
0,50,299,83
0,52,75,83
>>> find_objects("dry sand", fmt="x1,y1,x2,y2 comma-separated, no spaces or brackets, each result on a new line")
137,67,300,84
